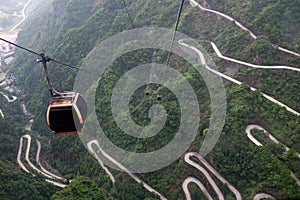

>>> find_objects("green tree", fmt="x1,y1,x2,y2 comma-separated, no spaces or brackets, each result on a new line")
51,176,113,200
250,36,278,64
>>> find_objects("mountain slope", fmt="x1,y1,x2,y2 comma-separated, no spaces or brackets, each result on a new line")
1,0,299,199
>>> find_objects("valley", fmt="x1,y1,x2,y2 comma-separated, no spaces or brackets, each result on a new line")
0,0,299,199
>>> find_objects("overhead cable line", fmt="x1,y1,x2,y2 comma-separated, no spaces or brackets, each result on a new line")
157,0,185,101
121,0,135,28
0,37,40,57
165,0,185,66
0,37,80,70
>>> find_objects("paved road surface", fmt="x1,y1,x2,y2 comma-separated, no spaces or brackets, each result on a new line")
17,134,68,188
185,152,242,200
178,40,299,116
0,109,4,118
211,42,300,72
253,193,276,200
87,139,167,200
246,125,300,158
87,140,115,184
36,140,67,182
17,135,31,174
182,177,213,200
246,125,300,186
188,0,300,57
20,135,57,179
184,153,225,200
0,92,17,103
192,153,241,200
10,0,33,32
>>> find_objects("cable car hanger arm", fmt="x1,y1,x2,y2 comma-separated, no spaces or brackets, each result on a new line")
0,37,82,96
37,53,59,97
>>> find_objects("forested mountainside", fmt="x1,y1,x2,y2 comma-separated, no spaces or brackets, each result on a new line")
0,0,299,199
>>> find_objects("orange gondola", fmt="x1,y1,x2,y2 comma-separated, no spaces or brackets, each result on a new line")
46,92,87,134
0,38,88,134
39,54,87,134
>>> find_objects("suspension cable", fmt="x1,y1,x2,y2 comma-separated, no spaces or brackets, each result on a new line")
0,37,80,70
0,37,82,96
0,37,40,57
121,0,135,28
157,0,185,100
165,0,185,66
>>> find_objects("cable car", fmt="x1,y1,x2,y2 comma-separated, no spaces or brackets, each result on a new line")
38,54,87,134
46,92,87,134
157,95,161,101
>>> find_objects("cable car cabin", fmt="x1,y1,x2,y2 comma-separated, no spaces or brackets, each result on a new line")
46,92,87,134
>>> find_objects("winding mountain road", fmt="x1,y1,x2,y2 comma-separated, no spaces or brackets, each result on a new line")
87,140,115,184
253,193,276,200
17,135,31,174
182,177,213,200
87,139,167,200
0,92,17,103
18,135,57,179
184,153,225,200
246,125,300,158
178,40,300,116
246,125,300,187
9,0,33,32
36,140,67,182
0,89,17,118
179,37,298,199
17,134,67,188
193,153,241,200
211,42,300,72
188,0,300,57
17,99,68,187
184,152,242,200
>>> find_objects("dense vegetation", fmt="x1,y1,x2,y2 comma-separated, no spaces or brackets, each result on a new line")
213,83,300,199
51,176,112,200
0,0,299,199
